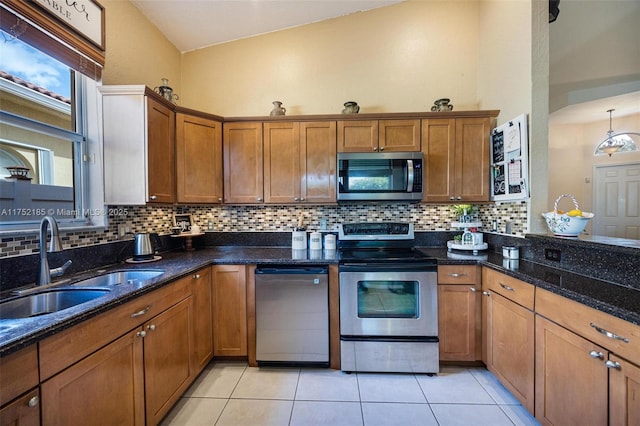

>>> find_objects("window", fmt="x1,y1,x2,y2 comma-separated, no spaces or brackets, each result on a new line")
0,29,102,230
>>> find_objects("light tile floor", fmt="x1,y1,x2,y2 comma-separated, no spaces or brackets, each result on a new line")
161,362,540,426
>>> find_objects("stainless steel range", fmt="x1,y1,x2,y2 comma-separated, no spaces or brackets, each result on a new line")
338,222,439,374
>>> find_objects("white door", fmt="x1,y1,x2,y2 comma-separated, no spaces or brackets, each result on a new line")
593,163,640,239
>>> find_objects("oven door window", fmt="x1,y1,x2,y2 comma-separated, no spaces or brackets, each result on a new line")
357,280,419,318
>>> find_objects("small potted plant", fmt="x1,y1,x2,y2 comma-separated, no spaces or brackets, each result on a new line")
452,204,478,222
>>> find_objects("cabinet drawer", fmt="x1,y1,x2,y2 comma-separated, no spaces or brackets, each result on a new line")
0,345,38,406
438,265,479,284
482,267,534,310
536,287,640,364
39,277,192,380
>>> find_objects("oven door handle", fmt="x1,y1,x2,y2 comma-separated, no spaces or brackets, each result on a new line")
339,263,437,273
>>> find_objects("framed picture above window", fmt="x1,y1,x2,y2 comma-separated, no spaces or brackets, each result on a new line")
31,0,105,49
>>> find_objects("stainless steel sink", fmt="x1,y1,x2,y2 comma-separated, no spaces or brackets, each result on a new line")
0,289,111,319
70,270,164,287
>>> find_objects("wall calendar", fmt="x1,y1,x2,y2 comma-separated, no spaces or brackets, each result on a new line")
490,113,529,201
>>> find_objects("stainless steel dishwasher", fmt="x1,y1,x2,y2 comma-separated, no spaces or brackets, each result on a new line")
255,265,329,367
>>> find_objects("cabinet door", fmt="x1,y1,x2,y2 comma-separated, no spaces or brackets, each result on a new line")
212,265,248,357
300,121,337,203
421,119,455,202
379,119,420,152
147,97,176,203
0,345,38,407
41,329,145,426
176,113,223,203
337,120,378,152
609,354,640,426
223,122,264,203
191,267,214,373
454,118,491,202
484,291,535,412
438,284,481,361
535,316,608,426
264,122,300,203
144,297,193,426
0,389,40,426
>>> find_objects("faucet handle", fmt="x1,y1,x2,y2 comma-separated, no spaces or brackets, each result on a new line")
50,260,72,278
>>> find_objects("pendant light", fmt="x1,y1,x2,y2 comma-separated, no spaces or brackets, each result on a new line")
594,109,639,156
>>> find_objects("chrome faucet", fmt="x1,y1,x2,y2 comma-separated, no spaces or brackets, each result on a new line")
37,216,71,286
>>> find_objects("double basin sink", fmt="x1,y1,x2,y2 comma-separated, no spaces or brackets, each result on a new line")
0,270,164,320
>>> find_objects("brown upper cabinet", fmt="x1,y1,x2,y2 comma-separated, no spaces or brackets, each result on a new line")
176,112,223,204
146,98,176,203
337,119,420,152
223,122,264,203
264,121,337,204
422,117,494,202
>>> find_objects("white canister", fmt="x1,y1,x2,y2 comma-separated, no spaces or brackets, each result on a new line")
502,246,519,259
309,232,323,250
292,231,307,250
324,234,336,250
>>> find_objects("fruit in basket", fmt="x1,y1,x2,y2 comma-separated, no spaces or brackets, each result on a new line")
567,209,583,217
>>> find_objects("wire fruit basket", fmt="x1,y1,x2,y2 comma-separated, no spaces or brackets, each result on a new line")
542,194,594,237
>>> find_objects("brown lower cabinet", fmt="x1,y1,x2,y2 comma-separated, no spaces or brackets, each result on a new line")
437,265,482,362
535,287,640,425
0,389,40,426
36,267,213,426
482,268,535,413
212,264,248,357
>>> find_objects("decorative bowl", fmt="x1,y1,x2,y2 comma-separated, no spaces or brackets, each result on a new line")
542,194,593,237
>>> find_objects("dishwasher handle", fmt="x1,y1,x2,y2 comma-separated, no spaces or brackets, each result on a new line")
255,265,328,275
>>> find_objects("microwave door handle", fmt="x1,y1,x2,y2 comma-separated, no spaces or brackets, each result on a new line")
406,159,414,192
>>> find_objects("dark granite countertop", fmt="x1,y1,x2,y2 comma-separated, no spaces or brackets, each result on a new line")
1,245,638,357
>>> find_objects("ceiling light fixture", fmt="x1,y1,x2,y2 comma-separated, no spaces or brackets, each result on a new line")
594,109,639,157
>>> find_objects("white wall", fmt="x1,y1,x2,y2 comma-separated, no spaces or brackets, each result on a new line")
181,1,484,116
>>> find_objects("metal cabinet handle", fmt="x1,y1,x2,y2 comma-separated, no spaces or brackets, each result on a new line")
294,197,299,201
448,273,467,277
218,198,223,202
193,274,201,279
379,146,384,151
590,323,629,343
589,350,604,359
137,330,147,338
482,291,491,296
257,197,263,201
499,283,515,292
456,196,462,200
470,287,477,292
130,305,151,318
150,195,157,200
28,396,39,407
605,360,621,369
449,196,455,200
373,147,378,152
300,197,305,201
147,324,156,331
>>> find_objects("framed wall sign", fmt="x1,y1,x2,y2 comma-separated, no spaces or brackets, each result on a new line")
31,0,105,49
490,113,530,201
173,214,193,232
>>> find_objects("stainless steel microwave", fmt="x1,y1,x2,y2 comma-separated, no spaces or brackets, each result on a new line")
337,152,423,202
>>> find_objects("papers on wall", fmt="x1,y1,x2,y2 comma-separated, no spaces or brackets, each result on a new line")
490,114,529,201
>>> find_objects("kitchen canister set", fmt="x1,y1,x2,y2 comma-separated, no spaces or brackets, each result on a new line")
291,230,336,251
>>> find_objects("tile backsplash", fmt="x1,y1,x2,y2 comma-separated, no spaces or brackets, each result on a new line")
0,201,528,258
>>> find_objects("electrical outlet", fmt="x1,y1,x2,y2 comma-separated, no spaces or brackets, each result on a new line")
544,248,561,262
118,224,132,238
